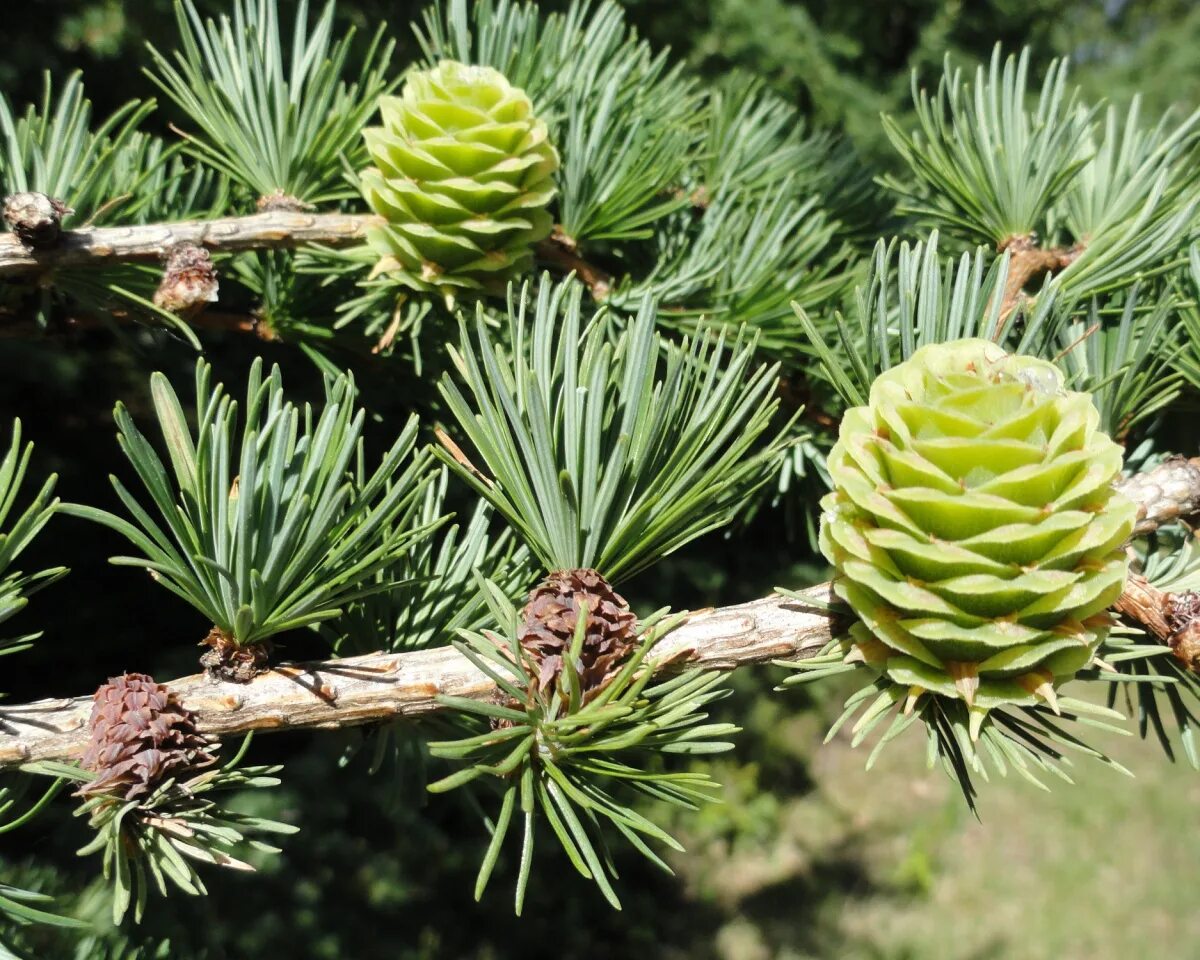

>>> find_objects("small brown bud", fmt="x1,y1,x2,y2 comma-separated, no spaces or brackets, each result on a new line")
256,190,313,212
154,242,219,317
3,192,72,248
199,626,270,682
1172,623,1200,672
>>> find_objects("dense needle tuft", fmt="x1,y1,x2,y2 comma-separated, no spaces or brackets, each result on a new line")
820,339,1136,735
361,60,558,299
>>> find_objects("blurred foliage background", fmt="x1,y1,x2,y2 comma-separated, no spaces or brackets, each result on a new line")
13,0,1200,159
3,1,1200,958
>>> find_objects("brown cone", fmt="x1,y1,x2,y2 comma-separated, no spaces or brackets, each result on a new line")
79,673,217,800
1170,591,1200,672
154,242,219,317
517,568,639,696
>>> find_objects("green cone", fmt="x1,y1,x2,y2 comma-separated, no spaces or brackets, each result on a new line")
360,61,558,299
819,339,1136,737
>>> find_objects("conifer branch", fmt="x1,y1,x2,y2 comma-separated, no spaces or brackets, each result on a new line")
0,586,835,768
0,442,1197,772
0,210,381,278
0,209,619,311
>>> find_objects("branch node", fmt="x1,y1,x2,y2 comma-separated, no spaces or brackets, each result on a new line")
536,227,612,301
996,233,1083,324
199,628,271,683
256,190,315,213
3,192,72,249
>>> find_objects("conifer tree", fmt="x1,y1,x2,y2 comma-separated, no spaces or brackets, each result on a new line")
1,0,1200,953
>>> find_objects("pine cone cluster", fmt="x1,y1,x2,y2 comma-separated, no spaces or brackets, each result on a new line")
79,673,216,800
820,339,1135,736
518,569,639,695
361,60,558,299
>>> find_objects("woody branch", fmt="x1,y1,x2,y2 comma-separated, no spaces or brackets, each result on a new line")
0,210,379,277
0,306,1196,771
0,586,836,768
996,233,1083,320
0,207,613,301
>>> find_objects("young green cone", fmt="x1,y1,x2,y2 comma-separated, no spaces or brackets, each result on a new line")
361,61,558,300
819,339,1136,737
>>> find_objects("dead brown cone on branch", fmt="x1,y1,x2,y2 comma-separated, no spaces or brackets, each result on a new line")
78,672,216,801
518,568,639,696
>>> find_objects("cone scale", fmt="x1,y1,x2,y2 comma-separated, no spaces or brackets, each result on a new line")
819,340,1136,736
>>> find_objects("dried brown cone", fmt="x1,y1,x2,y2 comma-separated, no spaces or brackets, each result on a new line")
78,672,217,801
1169,591,1200,672
154,242,219,317
517,568,639,697
199,626,271,683
3,192,72,249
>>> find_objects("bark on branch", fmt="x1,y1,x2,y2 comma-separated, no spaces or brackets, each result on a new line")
534,229,612,300
0,586,836,769
0,212,619,308
0,211,381,278
1113,572,1200,672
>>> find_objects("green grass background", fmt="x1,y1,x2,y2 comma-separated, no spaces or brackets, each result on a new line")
668,674,1200,960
